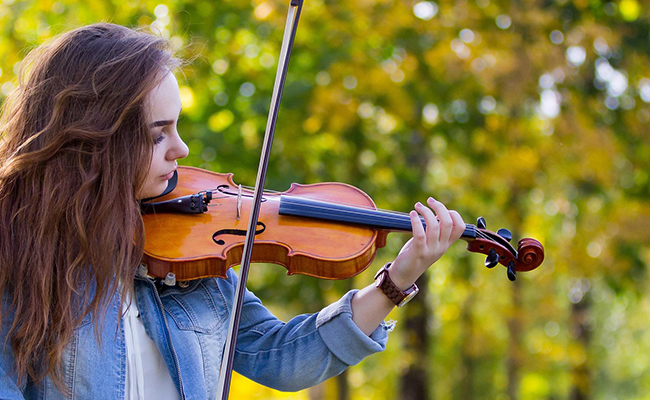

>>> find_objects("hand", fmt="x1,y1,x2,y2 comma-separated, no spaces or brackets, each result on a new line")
350,197,465,334
388,197,465,290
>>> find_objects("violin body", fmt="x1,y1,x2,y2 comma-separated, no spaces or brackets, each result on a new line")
143,166,389,280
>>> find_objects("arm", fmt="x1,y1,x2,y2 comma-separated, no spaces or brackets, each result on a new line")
230,271,388,392
351,197,465,335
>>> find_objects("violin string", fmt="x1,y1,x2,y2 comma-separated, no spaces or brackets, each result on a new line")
210,186,496,242
274,194,494,244
246,188,498,241
277,194,495,241
211,186,410,220
275,194,510,252
233,185,445,218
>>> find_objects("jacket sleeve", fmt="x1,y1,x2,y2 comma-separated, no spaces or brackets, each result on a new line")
226,269,392,392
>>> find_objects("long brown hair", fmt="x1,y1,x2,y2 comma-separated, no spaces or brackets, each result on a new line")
0,23,179,388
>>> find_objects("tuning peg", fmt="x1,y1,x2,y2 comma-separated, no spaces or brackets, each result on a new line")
476,217,486,229
507,261,516,281
485,248,499,268
497,228,512,242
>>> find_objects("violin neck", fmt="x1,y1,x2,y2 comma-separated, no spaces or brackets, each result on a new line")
278,195,476,238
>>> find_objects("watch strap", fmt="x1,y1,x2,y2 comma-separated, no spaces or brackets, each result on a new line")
374,263,419,307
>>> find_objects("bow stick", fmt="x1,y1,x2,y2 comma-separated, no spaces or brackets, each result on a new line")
215,0,305,398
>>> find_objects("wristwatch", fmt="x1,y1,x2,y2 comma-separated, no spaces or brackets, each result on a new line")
374,263,419,307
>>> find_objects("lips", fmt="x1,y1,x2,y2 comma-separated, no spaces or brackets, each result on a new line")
161,170,175,180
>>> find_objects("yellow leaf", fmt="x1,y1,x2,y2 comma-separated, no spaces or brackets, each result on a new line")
620,0,640,21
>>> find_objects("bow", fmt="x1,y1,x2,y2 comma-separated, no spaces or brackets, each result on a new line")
215,0,305,398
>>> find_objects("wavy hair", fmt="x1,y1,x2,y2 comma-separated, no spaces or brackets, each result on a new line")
0,23,179,389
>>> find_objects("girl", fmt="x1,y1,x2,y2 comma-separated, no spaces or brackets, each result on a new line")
0,23,464,399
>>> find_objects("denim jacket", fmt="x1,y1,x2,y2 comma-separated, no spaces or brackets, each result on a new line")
0,269,390,399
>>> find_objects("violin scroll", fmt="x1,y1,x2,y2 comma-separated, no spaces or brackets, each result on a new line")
463,217,544,281
515,237,545,272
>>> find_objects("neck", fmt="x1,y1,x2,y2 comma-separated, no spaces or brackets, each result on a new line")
278,195,476,238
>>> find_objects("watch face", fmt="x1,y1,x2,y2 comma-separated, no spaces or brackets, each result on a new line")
375,272,386,288
374,267,388,288
397,287,419,307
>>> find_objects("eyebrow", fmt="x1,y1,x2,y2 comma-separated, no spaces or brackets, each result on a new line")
148,120,175,128
148,108,182,128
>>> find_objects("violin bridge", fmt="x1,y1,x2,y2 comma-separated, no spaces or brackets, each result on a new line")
236,184,242,220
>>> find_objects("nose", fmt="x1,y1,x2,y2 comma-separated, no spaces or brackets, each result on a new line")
168,131,189,161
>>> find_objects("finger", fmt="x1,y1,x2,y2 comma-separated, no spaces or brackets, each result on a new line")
427,197,452,242
416,201,439,244
410,207,426,244
449,210,466,241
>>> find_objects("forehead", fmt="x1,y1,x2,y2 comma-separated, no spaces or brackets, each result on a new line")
145,72,182,122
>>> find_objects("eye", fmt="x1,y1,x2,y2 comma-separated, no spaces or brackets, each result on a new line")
153,133,165,144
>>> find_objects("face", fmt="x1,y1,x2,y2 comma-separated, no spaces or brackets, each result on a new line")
139,72,189,199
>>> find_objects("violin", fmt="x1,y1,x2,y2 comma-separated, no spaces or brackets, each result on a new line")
141,166,544,282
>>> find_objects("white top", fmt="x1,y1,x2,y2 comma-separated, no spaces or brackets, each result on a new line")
123,295,181,400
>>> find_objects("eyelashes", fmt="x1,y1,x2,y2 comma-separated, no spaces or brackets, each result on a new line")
153,133,165,144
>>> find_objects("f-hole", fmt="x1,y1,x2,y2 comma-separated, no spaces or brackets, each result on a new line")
212,222,267,245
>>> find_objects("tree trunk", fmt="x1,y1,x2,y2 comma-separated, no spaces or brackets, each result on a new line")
458,258,476,399
308,382,325,400
570,285,591,400
506,278,522,400
305,371,350,400
400,274,431,400
337,370,350,400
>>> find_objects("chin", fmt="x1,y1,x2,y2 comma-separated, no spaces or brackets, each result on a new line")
139,183,167,200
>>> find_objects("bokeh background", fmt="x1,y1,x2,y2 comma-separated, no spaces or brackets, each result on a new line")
2,0,650,398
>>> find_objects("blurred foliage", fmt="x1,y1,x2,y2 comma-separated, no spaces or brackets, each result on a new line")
2,0,650,399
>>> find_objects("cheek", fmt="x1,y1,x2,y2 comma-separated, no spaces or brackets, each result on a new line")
148,146,166,174
139,148,166,199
